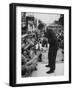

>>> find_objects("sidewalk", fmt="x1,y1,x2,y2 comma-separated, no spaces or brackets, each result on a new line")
31,48,64,77
31,62,64,77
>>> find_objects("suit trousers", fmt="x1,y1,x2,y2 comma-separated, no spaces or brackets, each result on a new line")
48,45,57,71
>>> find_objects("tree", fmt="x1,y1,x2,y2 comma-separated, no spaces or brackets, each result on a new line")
59,14,64,26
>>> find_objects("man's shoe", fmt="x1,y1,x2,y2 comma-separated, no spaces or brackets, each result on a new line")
45,65,50,67
46,70,54,74
35,68,37,71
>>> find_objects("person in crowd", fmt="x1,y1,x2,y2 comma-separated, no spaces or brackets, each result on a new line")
45,28,58,74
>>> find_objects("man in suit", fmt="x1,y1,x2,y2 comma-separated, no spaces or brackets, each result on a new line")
45,28,58,74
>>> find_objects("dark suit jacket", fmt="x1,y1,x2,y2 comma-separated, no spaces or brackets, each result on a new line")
45,29,58,48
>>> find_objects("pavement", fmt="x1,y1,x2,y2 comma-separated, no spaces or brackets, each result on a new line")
31,48,64,77
31,62,64,77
